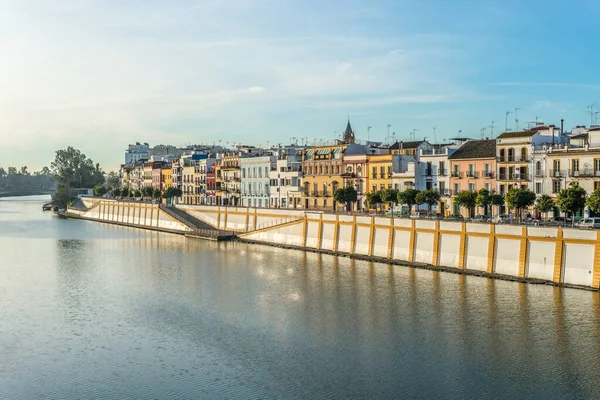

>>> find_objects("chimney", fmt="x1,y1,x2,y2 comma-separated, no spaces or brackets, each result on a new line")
560,119,564,136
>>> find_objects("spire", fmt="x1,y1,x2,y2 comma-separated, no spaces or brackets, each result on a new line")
343,118,355,144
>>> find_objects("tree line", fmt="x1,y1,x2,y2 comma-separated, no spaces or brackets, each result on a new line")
0,166,55,193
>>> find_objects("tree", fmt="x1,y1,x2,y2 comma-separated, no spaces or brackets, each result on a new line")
365,191,382,210
490,192,505,215
121,187,130,197
134,189,142,198
93,184,108,196
20,166,29,175
454,191,477,217
381,188,399,207
333,186,358,211
7,166,17,175
104,171,121,191
557,184,587,225
535,194,554,220
163,187,183,204
475,188,492,216
397,188,420,214
111,188,121,197
415,189,441,215
586,189,600,215
505,187,536,222
142,186,154,198
0,167,5,178
152,188,162,199
53,185,71,208
51,146,104,188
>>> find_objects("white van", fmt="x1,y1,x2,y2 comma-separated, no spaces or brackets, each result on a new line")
576,218,600,230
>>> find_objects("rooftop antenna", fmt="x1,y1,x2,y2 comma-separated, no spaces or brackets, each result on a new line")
505,110,511,132
480,127,486,139
412,128,418,141
367,126,372,142
588,104,596,126
514,107,521,131
432,126,438,144
458,129,462,138
489,121,495,138
387,124,391,144
594,111,599,126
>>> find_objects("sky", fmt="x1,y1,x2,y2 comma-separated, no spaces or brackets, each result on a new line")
0,0,599,171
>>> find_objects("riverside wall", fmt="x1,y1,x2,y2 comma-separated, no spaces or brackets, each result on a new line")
68,198,193,233
71,200,600,290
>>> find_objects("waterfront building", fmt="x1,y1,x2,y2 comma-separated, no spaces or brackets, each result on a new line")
390,155,418,193
206,169,217,205
419,145,459,214
219,154,241,206
448,139,497,216
342,144,370,211
389,140,431,156
368,153,393,193
269,147,303,209
496,126,563,195
301,120,355,210
125,142,150,166
182,165,196,204
241,156,276,208
197,158,216,205
171,158,182,202
161,166,172,193
151,162,164,191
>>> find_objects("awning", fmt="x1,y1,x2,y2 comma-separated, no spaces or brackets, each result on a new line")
305,150,314,156
332,149,341,158
316,149,330,155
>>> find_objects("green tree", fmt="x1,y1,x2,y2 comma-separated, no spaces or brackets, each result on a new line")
333,186,358,211
7,166,17,175
0,167,6,178
454,191,477,217
104,171,121,190
51,146,104,189
397,188,420,214
152,188,162,199
505,187,536,222
93,184,108,196
111,188,121,197
134,189,142,198
381,188,399,208
476,188,492,216
20,166,29,175
535,194,554,220
586,189,600,215
557,184,587,225
121,187,130,197
53,185,71,208
142,186,154,198
163,187,183,204
490,192,505,214
365,191,382,210
415,189,441,215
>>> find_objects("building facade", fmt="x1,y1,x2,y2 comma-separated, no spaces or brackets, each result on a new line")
241,156,276,208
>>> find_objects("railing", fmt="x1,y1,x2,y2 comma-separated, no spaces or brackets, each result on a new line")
568,169,600,177
425,169,433,176
535,170,545,177
442,189,452,196
451,171,462,178
498,156,530,163
438,169,448,176
549,169,567,178
466,171,478,178
483,172,494,178
253,216,303,231
158,204,233,237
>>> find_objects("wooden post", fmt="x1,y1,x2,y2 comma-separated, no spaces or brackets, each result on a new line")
332,215,340,252
387,218,395,259
368,217,375,256
350,216,357,254
553,228,564,283
457,222,467,269
518,226,528,278
408,219,416,263
432,220,440,266
487,224,496,273
593,231,600,288
316,213,323,250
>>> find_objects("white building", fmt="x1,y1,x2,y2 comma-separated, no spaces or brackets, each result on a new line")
269,148,303,209
197,158,216,205
241,156,276,208
125,142,150,165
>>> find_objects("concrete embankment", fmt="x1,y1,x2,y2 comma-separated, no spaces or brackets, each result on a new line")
65,200,600,291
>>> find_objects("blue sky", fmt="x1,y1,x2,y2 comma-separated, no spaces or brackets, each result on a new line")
0,0,599,170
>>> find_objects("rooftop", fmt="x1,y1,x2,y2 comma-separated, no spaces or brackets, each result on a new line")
448,139,496,160
389,140,425,149
496,130,537,139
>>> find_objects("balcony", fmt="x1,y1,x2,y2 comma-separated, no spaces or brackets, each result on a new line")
451,171,462,178
534,170,545,177
466,171,478,178
483,172,494,178
441,189,452,197
497,156,530,164
438,169,448,176
425,169,433,176
549,169,567,178
569,169,600,177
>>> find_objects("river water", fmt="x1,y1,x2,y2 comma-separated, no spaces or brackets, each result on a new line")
1,196,600,399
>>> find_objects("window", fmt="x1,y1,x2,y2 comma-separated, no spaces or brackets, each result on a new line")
336,165,340,174
595,181,600,190
485,183,491,191
499,184,505,194
552,180,561,193
313,183,318,195
499,149,505,162
380,184,385,191
325,165,329,175
468,164,474,177
536,182,542,194
387,166,392,177
521,148,527,161
468,183,476,192
453,164,459,177
372,167,377,178
426,181,432,189
508,148,514,162
484,163,490,175
454,183,460,194
319,165,323,174
323,199,327,208
323,183,327,195
395,184,400,190
572,159,580,174
380,166,385,177
372,185,377,192
553,160,561,176
595,159,600,174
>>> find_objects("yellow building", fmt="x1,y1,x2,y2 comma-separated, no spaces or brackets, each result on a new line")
367,154,394,193
302,144,347,210
161,167,172,190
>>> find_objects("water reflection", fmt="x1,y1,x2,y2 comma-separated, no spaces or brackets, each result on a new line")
2,198,600,399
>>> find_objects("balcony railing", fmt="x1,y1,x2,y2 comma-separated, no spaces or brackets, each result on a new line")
497,156,530,163
438,169,448,176
425,169,433,176
549,169,567,178
441,189,452,197
466,171,478,178
451,171,462,178
534,170,545,177
483,172,494,178
568,169,600,177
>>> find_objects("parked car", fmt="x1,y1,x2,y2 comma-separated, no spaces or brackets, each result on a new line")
470,215,489,223
425,213,444,220
545,216,572,227
410,212,426,219
443,214,464,221
490,214,508,224
576,218,600,230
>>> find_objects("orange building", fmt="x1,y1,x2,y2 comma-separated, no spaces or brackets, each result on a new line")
448,139,497,216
